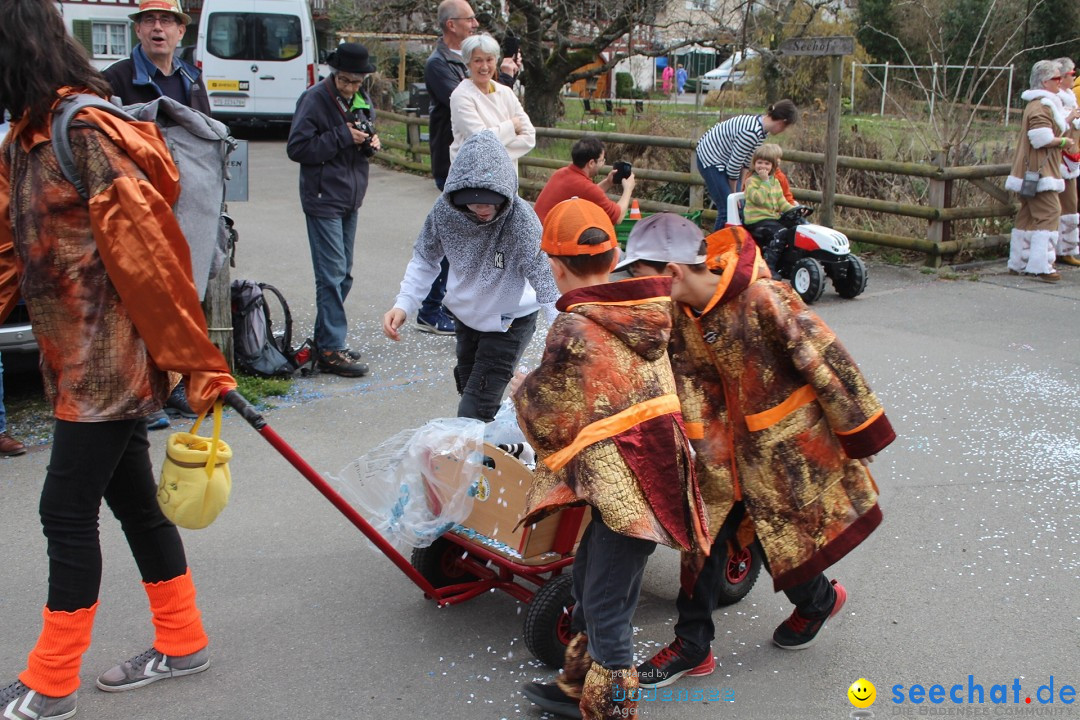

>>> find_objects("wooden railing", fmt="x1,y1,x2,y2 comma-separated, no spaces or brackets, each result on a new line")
376,109,1015,263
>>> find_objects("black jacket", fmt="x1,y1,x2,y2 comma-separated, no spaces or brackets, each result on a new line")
286,77,374,218
102,45,210,114
424,38,467,183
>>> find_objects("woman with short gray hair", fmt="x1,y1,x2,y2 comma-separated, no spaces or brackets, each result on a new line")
449,32,535,173
1006,59,1077,282
1054,57,1080,265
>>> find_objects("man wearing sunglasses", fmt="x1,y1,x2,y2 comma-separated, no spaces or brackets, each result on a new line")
103,0,209,114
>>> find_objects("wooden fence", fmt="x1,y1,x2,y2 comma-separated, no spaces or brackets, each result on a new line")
376,109,1015,264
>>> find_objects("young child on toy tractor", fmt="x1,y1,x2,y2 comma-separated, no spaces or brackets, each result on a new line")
743,143,799,273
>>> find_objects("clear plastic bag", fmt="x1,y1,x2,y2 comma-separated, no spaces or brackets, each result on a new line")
329,418,487,548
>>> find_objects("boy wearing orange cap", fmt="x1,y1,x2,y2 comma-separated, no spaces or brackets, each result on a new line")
515,199,710,719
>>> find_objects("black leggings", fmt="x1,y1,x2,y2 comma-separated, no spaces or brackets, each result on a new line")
40,419,188,612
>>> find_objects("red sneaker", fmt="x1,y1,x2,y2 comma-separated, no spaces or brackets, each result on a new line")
772,579,847,650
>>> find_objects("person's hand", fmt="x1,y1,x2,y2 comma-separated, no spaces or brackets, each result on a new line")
382,308,407,340
1066,138,1078,154
369,133,382,152
508,368,529,395
512,116,524,134
349,125,370,146
622,173,636,194
755,166,770,180
859,454,876,468
598,169,616,191
501,56,518,77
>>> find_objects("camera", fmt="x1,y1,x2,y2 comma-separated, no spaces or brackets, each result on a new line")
353,117,377,158
612,160,632,182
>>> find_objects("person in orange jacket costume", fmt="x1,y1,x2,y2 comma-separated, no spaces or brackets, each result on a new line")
0,2,235,717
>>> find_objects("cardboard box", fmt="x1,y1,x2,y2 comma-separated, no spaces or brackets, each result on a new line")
429,443,588,561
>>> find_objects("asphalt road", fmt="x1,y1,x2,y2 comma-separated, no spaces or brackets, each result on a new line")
1,140,1078,720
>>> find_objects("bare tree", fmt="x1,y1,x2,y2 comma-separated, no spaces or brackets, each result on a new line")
329,0,739,126
860,0,1077,161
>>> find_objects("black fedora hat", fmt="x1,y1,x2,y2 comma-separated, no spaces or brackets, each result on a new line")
327,43,376,75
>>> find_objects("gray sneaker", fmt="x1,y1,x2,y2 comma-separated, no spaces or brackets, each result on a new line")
0,681,76,720
95,647,209,693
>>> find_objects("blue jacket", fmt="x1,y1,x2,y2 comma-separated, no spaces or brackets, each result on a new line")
286,77,375,218
102,45,209,114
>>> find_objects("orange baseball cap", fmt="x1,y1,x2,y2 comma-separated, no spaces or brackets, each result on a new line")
541,198,618,257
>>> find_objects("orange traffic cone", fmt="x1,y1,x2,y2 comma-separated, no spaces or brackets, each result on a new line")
629,199,642,220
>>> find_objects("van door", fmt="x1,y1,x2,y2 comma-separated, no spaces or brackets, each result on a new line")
199,0,316,123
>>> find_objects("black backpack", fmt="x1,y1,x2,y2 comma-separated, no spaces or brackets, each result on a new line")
230,279,315,377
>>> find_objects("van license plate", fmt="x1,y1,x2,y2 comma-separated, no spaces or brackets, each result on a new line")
213,97,246,107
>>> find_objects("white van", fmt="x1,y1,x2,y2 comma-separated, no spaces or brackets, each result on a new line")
700,49,760,92
195,0,318,124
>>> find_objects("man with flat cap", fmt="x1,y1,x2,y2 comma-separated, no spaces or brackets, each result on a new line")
104,0,208,114
288,43,381,377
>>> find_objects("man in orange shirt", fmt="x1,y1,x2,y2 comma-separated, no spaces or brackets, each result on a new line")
533,136,636,224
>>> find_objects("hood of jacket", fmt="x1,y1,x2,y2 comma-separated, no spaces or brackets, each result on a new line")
557,276,674,362
697,225,772,315
443,129,517,207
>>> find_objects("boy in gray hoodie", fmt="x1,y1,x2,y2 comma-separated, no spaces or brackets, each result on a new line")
382,130,558,420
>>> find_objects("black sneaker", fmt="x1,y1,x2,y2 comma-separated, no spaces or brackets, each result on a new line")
772,579,847,650
521,682,581,719
636,638,714,688
317,350,369,378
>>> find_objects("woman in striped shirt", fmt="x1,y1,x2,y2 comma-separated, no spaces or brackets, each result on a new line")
695,100,799,229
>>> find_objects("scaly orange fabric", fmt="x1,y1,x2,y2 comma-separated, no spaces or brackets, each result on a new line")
19,603,98,697
145,568,208,657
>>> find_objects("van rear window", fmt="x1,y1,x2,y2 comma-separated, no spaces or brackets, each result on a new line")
206,12,303,61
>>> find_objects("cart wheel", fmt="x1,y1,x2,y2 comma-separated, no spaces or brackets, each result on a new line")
524,573,575,669
410,537,479,589
714,542,763,607
833,255,868,299
791,257,826,304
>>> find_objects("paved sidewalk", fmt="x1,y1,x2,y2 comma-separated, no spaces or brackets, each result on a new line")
1,143,1078,720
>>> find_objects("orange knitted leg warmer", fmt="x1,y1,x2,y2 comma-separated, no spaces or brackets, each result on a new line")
19,603,98,697
144,568,208,656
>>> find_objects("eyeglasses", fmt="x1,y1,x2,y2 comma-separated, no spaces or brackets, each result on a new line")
1051,76,1063,81
450,15,477,21
335,73,365,86
138,14,178,26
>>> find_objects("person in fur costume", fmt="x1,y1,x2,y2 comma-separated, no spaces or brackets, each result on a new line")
516,199,709,719
1054,57,1080,266
1006,59,1079,282
633,223,895,687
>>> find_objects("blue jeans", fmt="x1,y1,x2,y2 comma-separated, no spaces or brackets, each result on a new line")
305,211,358,352
452,311,537,421
697,153,738,230
0,353,6,434
420,177,450,322
570,508,657,668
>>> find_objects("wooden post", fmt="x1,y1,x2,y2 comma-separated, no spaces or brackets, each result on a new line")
926,149,952,267
779,37,854,228
689,148,704,212
406,110,421,165
821,54,843,228
203,263,234,373
398,40,406,92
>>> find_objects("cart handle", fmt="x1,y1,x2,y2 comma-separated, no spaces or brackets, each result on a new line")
220,389,450,602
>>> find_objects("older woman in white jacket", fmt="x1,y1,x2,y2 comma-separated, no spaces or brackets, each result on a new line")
449,33,535,174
